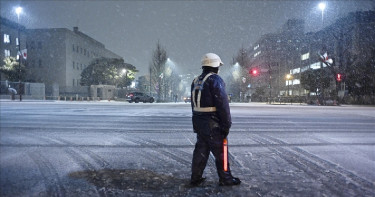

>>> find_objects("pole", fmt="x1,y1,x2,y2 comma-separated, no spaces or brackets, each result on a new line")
17,16,22,101
320,3,325,105
149,66,152,96
268,64,272,104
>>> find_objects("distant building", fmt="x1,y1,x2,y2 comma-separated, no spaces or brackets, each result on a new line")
26,27,122,97
291,11,375,98
248,19,305,99
247,11,375,102
0,16,27,81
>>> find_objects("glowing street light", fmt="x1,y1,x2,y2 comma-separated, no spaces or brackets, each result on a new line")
232,62,240,80
15,7,23,20
318,2,326,24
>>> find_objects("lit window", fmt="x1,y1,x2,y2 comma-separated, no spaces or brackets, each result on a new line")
291,68,300,74
293,79,300,85
301,53,309,61
301,66,310,72
254,44,259,51
4,50,10,57
254,51,261,57
4,34,10,43
310,62,321,69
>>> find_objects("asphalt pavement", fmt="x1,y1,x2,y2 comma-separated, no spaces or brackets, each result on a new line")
1,101,374,196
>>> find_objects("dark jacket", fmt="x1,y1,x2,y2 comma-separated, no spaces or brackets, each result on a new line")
191,70,232,135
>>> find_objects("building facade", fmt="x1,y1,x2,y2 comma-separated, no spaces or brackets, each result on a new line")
248,19,305,100
290,11,375,101
0,16,27,82
247,11,374,103
26,27,122,97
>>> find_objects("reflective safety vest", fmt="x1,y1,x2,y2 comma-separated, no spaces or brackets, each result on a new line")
192,72,217,112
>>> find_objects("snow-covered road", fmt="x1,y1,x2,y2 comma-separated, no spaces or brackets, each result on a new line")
1,101,374,196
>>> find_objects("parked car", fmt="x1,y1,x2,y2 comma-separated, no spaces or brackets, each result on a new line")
184,96,191,103
126,92,154,103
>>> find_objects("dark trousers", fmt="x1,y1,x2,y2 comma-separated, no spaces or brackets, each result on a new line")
191,133,233,181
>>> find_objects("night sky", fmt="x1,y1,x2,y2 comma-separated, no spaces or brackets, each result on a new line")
1,0,373,77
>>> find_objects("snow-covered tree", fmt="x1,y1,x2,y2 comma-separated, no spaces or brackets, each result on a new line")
1,56,25,82
80,57,137,87
150,41,167,102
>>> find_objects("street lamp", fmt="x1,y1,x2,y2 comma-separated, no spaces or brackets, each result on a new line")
318,2,326,25
165,58,177,101
15,6,23,101
318,2,327,104
15,7,23,20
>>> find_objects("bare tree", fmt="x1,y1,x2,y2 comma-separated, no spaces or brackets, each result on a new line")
230,47,251,102
150,41,167,102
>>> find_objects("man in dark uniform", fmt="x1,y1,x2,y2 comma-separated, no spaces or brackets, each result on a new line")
190,53,241,186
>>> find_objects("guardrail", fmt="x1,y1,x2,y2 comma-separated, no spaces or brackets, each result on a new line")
45,96,106,101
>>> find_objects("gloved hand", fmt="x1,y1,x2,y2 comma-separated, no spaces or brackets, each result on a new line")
221,127,229,138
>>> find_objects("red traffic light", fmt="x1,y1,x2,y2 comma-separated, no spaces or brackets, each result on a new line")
337,73,342,82
250,68,259,76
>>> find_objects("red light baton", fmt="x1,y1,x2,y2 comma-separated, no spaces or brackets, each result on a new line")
223,138,228,172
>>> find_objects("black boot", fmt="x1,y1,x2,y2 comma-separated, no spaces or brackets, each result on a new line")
190,177,206,186
219,177,241,186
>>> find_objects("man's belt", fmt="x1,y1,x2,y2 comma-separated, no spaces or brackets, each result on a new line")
193,107,217,112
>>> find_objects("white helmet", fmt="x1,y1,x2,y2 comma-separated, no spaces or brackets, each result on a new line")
201,53,224,67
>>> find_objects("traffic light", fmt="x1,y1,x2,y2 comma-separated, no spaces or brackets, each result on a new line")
336,73,342,82
250,68,259,76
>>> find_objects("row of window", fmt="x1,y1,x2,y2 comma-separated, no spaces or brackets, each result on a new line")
253,44,259,51
72,78,81,86
254,51,261,57
291,62,321,75
4,49,22,60
3,34,19,45
72,44,98,58
4,49,10,57
289,61,329,85
301,52,309,61
73,61,87,71
286,79,301,86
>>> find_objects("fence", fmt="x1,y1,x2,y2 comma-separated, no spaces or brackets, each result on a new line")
1,81,45,100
